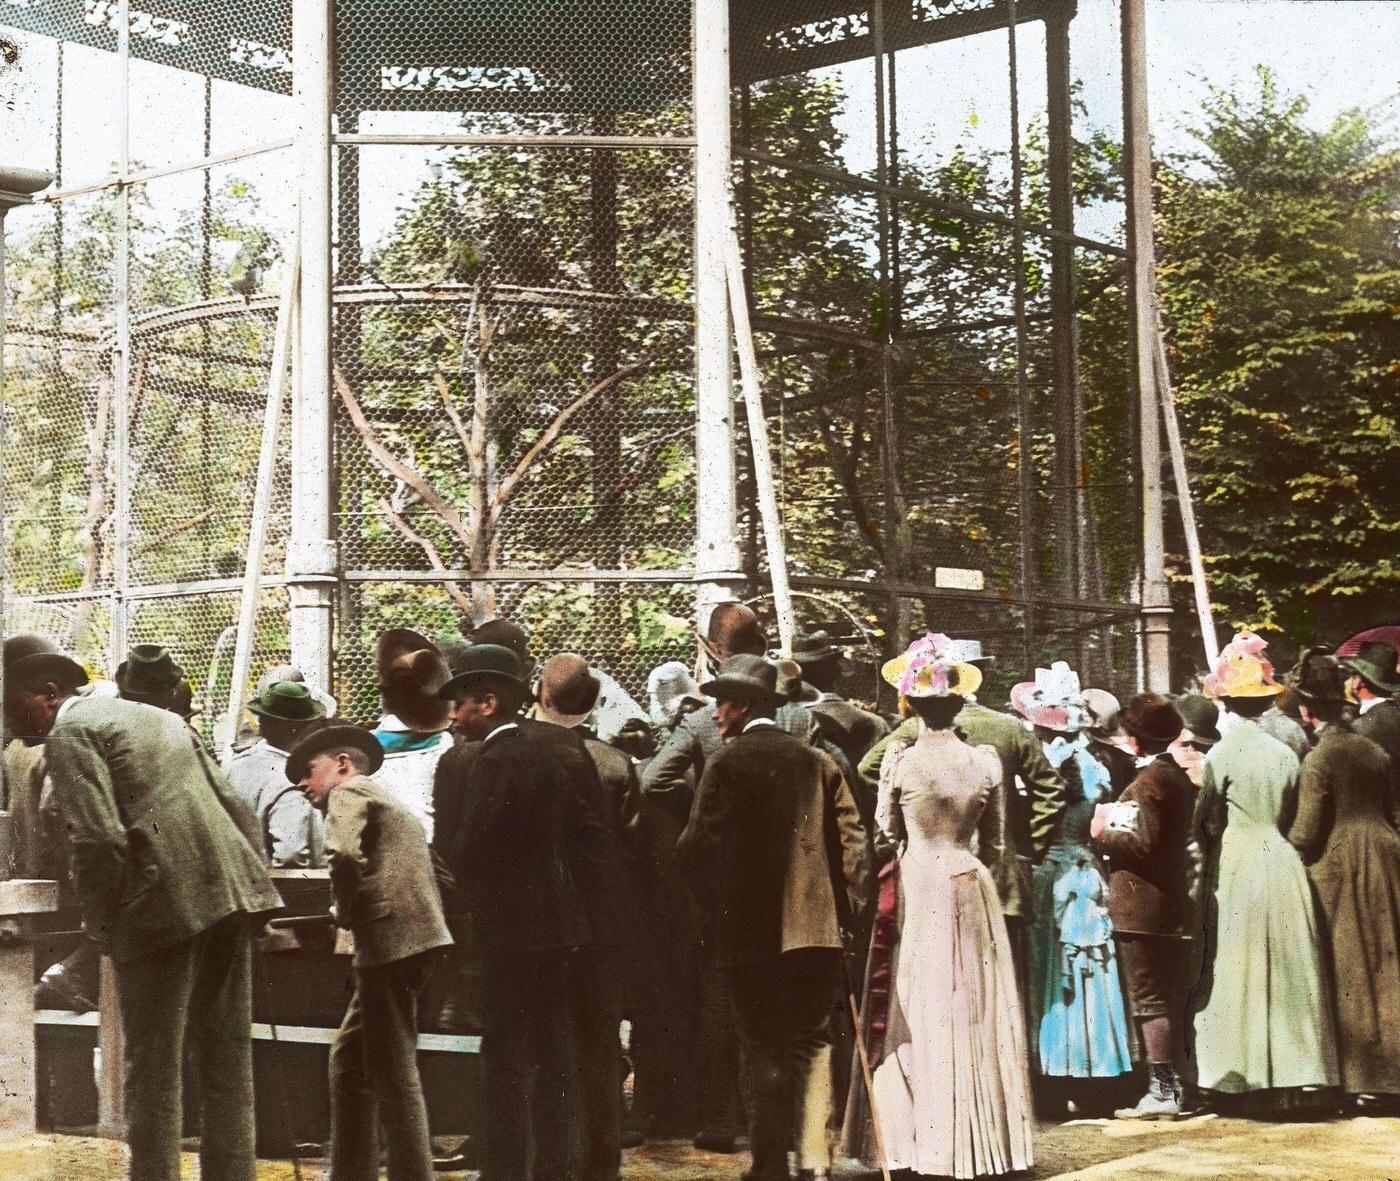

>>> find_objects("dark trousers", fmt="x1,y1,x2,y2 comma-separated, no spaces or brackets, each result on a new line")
479,950,579,1181
330,950,438,1181
729,949,843,1178
698,957,746,1137
570,948,623,1181
114,912,256,1181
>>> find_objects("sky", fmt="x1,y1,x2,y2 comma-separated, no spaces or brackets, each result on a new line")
1,0,1398,256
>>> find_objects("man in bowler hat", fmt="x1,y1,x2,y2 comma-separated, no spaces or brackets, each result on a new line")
291,723,452,1181
4,634,279,1181
437,643,621,1181
678,654,869,1181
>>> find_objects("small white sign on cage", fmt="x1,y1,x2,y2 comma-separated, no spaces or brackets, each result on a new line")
935,567,984,591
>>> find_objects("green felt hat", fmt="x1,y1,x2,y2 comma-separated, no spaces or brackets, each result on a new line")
1341,642,1400,695
115,644,184,698
248,680,328,722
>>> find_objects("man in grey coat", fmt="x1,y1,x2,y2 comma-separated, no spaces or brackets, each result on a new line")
4,634,280,1181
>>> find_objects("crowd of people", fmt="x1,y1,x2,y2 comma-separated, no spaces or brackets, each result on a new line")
3,605,1399,1181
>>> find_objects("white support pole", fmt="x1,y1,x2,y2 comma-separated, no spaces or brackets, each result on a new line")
1122,0,1171,692
220,238,300,758
1153,323,1218,669
691,0,743,629
724,211,796,658
109,0,132,669
290,0,336,692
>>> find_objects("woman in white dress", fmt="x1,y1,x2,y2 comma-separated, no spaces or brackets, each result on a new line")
844,634,1034,1179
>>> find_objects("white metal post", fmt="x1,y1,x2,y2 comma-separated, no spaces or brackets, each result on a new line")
290,0,336,692
724,211,796,657
221,236,300,758
1123,0,1171,692
109,0,132,671
692,0,743,632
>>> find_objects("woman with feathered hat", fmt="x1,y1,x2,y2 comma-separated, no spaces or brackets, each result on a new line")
842,634,1033,1179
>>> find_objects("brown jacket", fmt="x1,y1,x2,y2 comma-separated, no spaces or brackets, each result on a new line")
326,775,453,970
1095,755,1195,936
677,723,869,966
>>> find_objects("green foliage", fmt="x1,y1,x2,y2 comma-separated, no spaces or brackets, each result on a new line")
1157,66,1400,642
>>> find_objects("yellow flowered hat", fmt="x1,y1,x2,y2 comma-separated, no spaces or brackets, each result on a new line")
882,633,982,699
1203,630,1285,699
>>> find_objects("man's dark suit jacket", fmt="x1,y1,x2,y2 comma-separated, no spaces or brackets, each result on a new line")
677,724,869,968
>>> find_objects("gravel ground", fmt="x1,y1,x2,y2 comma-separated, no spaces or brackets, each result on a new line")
1,1117,1397,1180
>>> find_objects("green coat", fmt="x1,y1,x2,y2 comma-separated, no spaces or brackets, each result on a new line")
45,694,280,963
858,706,1066,918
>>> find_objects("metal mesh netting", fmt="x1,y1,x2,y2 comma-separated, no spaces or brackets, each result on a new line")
4,0,1152,740
3,0,297,744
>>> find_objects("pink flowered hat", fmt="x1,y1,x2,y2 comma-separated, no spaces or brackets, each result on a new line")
881,633,983,699
1203,630,1285,700
1011,661,1089,733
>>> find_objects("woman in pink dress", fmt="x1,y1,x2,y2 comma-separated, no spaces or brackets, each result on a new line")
844,634,1035,1178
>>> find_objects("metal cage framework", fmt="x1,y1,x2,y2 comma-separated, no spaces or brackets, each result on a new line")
0,0,1169,736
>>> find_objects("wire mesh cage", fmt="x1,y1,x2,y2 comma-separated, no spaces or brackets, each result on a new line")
2,0,1152,742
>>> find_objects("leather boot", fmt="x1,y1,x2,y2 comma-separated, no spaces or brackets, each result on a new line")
1114,1063,1181,1120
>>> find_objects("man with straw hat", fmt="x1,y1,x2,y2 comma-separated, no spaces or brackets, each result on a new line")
3,634,280,1178
1343,640,1400,820
225,680,330,867
678,654,868,1181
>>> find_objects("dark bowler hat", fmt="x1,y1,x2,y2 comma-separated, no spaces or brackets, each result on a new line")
1293,647,1348,703
791,630,841,666
115,644,184,698
285,723,384,783
1174,692,1221,746
701,654,783,705
1119,692,1183,746
1341,641,1400,695
437,643,529,700
2,634,88,692
537,653,601,728
468,619,535,675
248,680,327,722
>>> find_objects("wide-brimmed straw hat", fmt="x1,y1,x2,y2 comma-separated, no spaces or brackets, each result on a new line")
701,654,783,705
537,653,602,728
1340,641,1400,696
2,634,88,692
285,723,384,783
881,633,982,699
1203,631,1285,700
1011,661,1088,733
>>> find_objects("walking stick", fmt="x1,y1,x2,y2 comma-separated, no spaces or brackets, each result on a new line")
257,914,337,1181
839,952,892,1181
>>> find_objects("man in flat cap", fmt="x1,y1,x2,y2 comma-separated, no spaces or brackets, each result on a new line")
225,680,329,866
3,634,279,1181
678,655,869,1181
292,723,452,1181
